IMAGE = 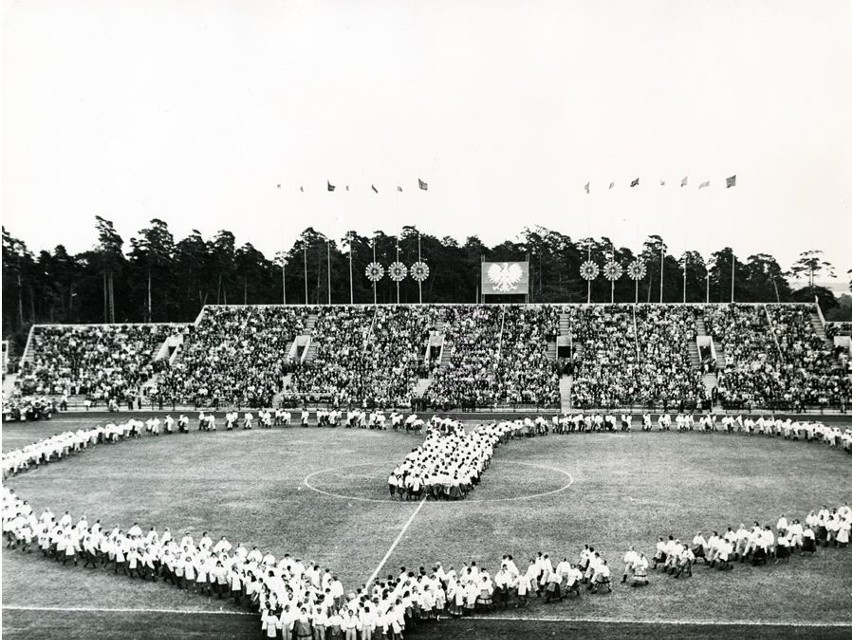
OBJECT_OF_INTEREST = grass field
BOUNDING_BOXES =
[3,413,852,639]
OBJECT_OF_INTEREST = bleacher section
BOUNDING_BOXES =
[8,302,850,412]
[155,306,308,408]
[15,324,188,404]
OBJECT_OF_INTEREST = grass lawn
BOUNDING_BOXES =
[2,413,851,639]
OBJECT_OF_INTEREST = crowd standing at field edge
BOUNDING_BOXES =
[2,415,851,640]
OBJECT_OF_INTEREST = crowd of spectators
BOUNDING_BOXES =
[706,304,850,410]
[570,306,705,410]
[17,325,181,404]
[704,304,785,409]
[495,306,560,407]
[12,303,851,413]
[287,306,436,408]
[424,306,502,410]
[826,322,852,339]
[154,307,307,408]
[767,306,851,408]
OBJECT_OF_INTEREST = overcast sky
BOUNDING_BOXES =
[2,0,850,285]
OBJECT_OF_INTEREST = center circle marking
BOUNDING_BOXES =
[302,461,575,503]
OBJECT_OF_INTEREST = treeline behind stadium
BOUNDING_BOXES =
[1,219,845,351]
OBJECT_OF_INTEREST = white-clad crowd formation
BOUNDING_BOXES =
[3,413,851,640]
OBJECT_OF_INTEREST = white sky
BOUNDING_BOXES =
[2,0,850,282]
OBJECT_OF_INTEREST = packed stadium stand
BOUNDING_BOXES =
[5,303,850,413]
[155,306,308,408]
[16,324,187,403]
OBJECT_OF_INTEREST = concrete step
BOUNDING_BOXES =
[305,314,319,332]
[702,372,717,399]
[304,341,318,363]
[559,375,572,412]
[687,342,701,367]
[546,339,557,361]
[696,317,707,336]
[440,345,453,366]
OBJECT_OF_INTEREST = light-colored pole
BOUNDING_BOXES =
[731,254,736,303]
[349,233,354,304]
[303,245,308,306]
[418,232,422,304]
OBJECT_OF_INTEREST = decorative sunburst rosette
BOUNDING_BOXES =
[627,260,647,281]
[603,261,623,281]
[365,262,385,282]
[580,260,599,281]
[410,261,430,282]
[388,261,408,282]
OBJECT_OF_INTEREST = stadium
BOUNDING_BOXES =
[3,3,852,640]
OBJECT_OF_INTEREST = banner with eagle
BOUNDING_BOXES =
[481,261,530,295]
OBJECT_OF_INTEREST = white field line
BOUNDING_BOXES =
[364,496,427,586]
[3,606,848,628]
[465,615,852,628]
[2,605,255,616]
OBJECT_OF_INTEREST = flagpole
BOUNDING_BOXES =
[395,239,400,305]
[282,262,286,305]
[586,246,591,304]
[303,244,308,306]
[327,240,331,305]
[659,245,664,303]
[706,268,710,304]
[682,253,687,304]
[348,232,354,305]
[417,232,422,304]
[372,237,377,306]
[610,245,615,304]
[731,253,736,303]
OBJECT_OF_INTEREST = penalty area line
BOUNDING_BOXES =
[466,615,852,628]
[2,605,256,616]
[364,496,428,587]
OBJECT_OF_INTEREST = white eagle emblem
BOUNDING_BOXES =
[487,262,524,293]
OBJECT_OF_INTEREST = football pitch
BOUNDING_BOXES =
[3,413,852,640]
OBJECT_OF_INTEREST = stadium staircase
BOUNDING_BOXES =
[809,310,834,350]
[546,338,557,361]
[300,313,320,363]
[440,344,453,366]
[271,374,292,408]
[702,372,718,404]
[558,312,570,335]
[696,316,708,336]
[559,375,572,412]
[687,341,701,367]
[18,325,36,371]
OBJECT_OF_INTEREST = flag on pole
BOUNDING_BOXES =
[418,178,428,190]
[345,185,349,191]
[397,186,403,192]
[660,179,666,186]
[584,182,590,194]
[327,181,336,192]
[630,178,639,187]
[681,176,688,187]
[276,183,281,189]
[371,184,378,193]
[300,185,304,192]
[698,181,710,189]
[609,182,614,189]
[726,175,737,188]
